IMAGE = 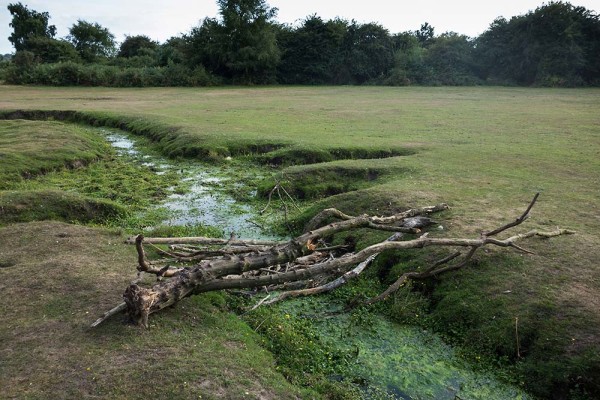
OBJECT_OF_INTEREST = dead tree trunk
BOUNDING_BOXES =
[92,195,573,328]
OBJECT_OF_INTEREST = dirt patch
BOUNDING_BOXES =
[0,221,305,400]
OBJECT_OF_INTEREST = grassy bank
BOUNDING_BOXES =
[0,120,319,399]
[0,119,188,228]
[0,221,312,400]
[1,85,599,398]
[0,119,109,187]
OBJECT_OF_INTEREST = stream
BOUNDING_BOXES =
[103,128,531,400]
[104,130,279,240]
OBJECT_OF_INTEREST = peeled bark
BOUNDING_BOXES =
[91,195,574,328]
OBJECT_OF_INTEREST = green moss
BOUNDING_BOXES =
[0,119,110,188]
[0,189,126,225]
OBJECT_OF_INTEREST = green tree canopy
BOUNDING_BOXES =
[424,33,477,85]
[476,1,600,85]
[215,0,280,83]
[183,18,223,72]
[415,22,435,47]
[26,37,79,63]
[276,16,347,84]
[68,20,115,62]
[344,22,394,84]
[118,35,158,58]
[7,2,56,51]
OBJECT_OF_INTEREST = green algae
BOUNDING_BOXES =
[272,297,531,400]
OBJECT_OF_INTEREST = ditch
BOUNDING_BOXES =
[100,127,532,400]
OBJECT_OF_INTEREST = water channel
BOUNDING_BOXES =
[102,128,530,400]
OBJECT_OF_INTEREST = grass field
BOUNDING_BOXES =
[0,85,599,398]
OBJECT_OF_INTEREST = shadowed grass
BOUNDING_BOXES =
[0,189,126,225]
[258,158,414,200]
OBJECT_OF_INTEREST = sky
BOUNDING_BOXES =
[1,0,599,55]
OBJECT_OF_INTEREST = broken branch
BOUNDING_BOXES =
[92,196,573,328]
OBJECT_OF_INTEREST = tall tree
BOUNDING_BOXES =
[183,17,223,72]
[276,16,348,84]
[215,0,280,83]
[67,20,115,62]
[424,32,478,85]
[476,1,600,86]
[26,36,79,63]
[415,22,435,47]
[343,22,394,84]
[387,32,431,85]
[7,2,56,51]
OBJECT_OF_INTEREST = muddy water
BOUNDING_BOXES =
[102,129,530,400]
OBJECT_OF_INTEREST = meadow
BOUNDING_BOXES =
[0,85,599,398]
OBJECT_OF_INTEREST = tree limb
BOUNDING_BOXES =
[91,198,574,328]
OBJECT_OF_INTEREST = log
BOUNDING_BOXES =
[120,204,448,326]
[125,236,284,246]
[92,195,574,328]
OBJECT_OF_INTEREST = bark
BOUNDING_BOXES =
[92,195,574,328]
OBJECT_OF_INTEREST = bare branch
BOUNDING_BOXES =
[484,193,539,237]
[92,199,573,328]
[91,302,127,328]
[126,236,283,246]
[254,254,379,308]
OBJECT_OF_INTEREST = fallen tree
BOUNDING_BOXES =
[92,194,574,328]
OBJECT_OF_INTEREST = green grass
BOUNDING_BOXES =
[0,119,110,188]
[0,119,191,228]
[0,221,312,400]
[0,85,599,398]
[0,189,126,225]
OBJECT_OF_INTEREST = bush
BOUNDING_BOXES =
[140,67,165,86]
[115,68,144,87]
[3,59,218,87]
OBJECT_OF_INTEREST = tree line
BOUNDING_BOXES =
[2,0,599,87]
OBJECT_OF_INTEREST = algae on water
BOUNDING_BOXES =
[278,297,530,400]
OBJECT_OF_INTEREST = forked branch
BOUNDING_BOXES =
[91,194,573,328]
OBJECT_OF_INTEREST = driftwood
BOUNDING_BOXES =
[92,194,574,328]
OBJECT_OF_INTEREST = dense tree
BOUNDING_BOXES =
[277,16,347,84]
[343,22,394,84]
[7,2,56,52]
[415,22,435,47]
[476,1,600,86]
[156,37,187,66]
[184,0,280,83]
[183,18,223,72]
[386,32,430,85]
[424,33,478,85]
[68,20,116,62]
[4,0,599,87]
[215,0,280,83]
[26,36,79,63]
[118,35,158,58]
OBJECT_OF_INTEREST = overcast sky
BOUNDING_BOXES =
[1,0,599,54]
